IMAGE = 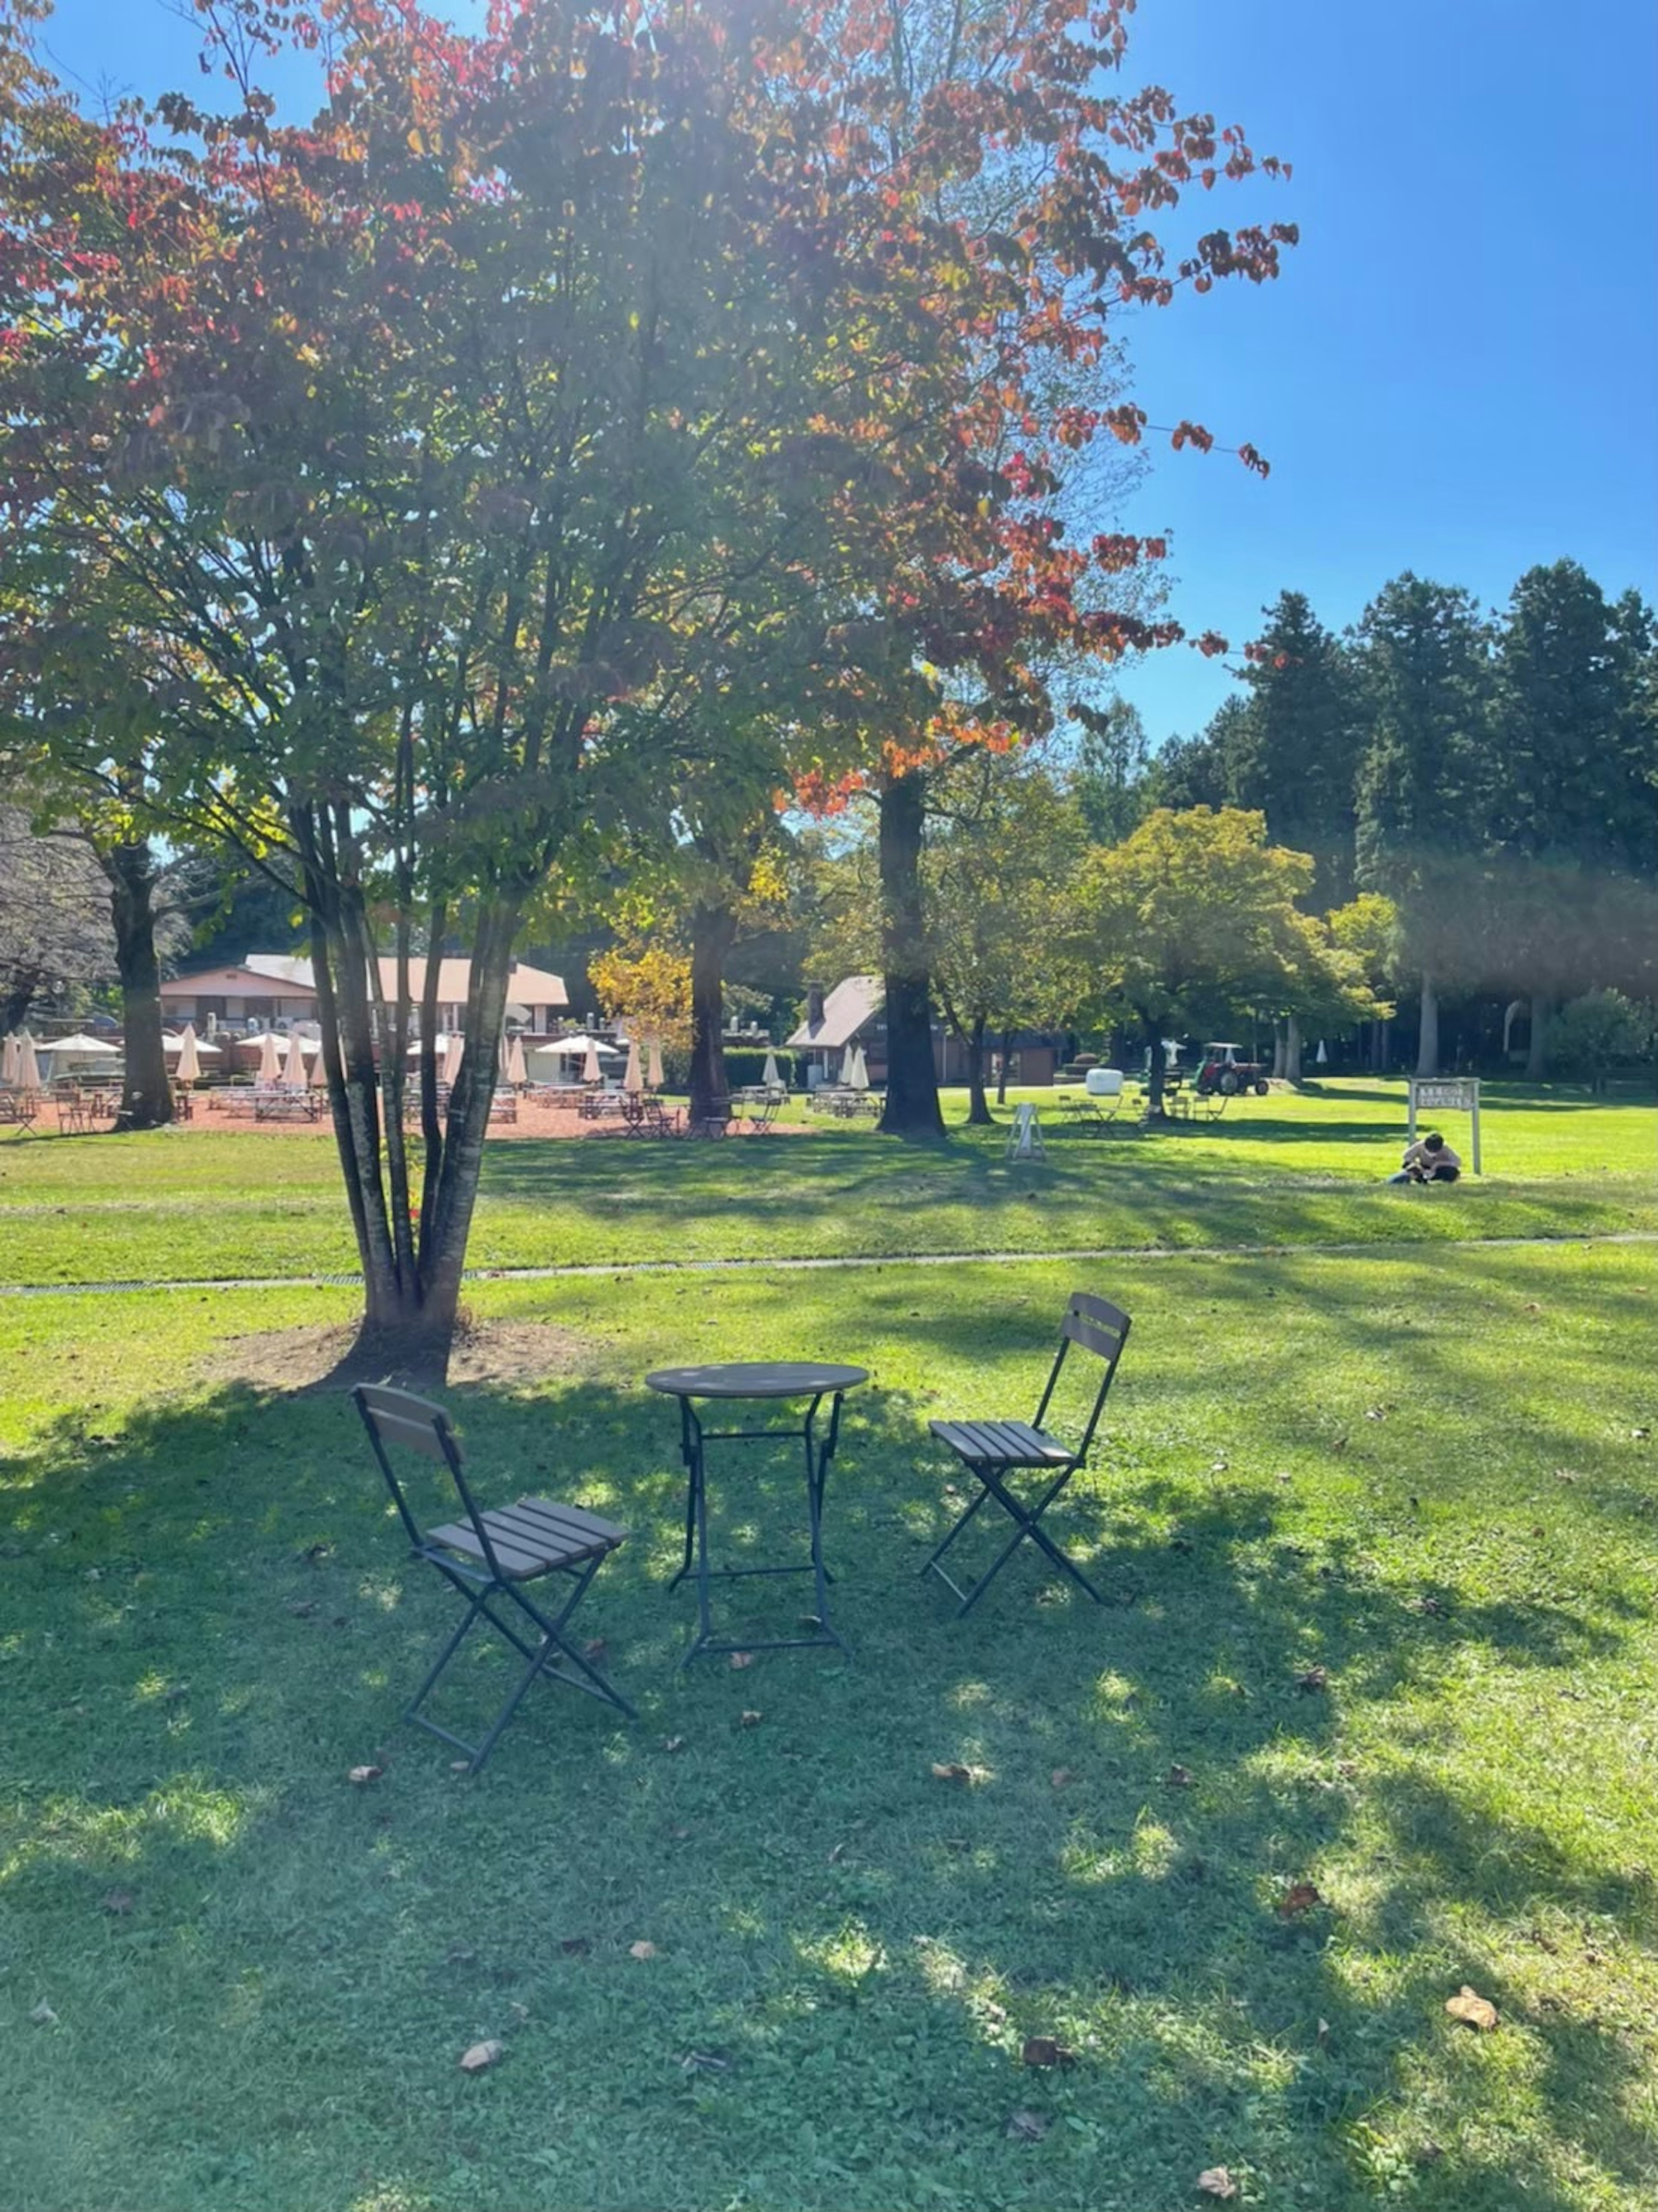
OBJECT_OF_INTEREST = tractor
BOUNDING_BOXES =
[1195,1042,1271,1096]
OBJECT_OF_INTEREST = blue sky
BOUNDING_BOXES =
[38,0,1658,748]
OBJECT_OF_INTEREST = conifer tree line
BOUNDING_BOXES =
[1131,561,1657,1074]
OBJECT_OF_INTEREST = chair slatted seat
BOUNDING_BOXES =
[922,1291,1131,1616]
[354,1383,633,1770]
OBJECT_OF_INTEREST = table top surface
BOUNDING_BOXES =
[645,1360,869,1400]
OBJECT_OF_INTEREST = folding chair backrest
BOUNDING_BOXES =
[353,1383,506,1581]
[1032,1291,1131,1460]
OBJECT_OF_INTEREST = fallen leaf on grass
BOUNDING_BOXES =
[628,1941,658,1961]
[101,1888,134,1916]
[827,1842,845,1864]
[559,1936,592,1957]
[1293,1666,1329,1694]
[286,1599,319,1618]
[931,1761,974,1784]
[458,2040,503,2074]
[661,1737,687,1754]
[1006,2109,1049,2142]
[1276,1882,1324,1918]
[1316,2017,1332,2049]
[450,1760,472,1774]
[29,2001,57,2026]
[729,1651,755,1670]
[1197,2167,1237,2200]
[1166,1764,1193,1788]
[347,1765,383,1785]
[1050,1768,1075,1789]
[1445,1985,1498,2031]
[1021,2035,1076,2068]
[581,1638,607,1661]
[680,2050,729,2073]
[738,1710,763,1728]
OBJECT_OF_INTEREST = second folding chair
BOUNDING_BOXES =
[354,1384,634,1772]
[922,1290,1130,1614]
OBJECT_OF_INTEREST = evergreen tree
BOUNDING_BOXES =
[1487,561,1658,1069]
[1235,592,1363,906]
[1141,697,1250,815]
[1353,574,1494,1074]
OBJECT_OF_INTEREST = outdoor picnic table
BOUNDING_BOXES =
[645,1360,867,1667]
[252,1088,321,1122]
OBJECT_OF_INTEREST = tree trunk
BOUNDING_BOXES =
[876,768,943,1138]
[3,970,42,1034]
[105,836,172,1131]
[965,1012,991,1125]
[688,903,738,1126]
[1271,1021,1287,1079]
[292,797,525,1381]
[1525,992,1549,1079]
[1416,973,1439,1076]
[995,1027,1012,1107]
[1284,1012,1303,1085]
[1142,1015,1167,1117]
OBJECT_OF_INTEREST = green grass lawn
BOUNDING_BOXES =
[0,1078,1653,1285]
[1,1084,1655,2210]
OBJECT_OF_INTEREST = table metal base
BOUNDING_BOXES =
[665,1390,851,1667]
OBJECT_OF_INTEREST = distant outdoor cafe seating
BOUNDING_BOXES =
[354,1385,633,1772]
[922,1290,1131,1615]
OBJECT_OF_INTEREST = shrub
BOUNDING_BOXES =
[1547,990,1653,1093]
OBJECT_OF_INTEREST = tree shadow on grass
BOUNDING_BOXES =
[3,1344,1655,2211]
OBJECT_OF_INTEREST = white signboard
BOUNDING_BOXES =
[1006,1103,1045,1162]
[1407,1076,1481,1173]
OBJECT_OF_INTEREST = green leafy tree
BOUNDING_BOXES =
[1071,698,1151,848]
[1546,989,1652,1094]
[1069,807,1376,1116]
[924,751,1085,1122]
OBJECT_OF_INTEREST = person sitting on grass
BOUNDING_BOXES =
[1388,1130,1461,1184]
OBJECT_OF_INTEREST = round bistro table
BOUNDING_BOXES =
[645,1361,868,1667]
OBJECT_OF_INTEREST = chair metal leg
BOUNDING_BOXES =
[404,1550,633,1771]
[924,1461,1104,1614]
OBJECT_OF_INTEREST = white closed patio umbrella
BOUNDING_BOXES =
[256,1031,282,1084]
[506,1033,526,1087]
[309,1038,329,1089]
[441,1032,465,1087]
[850,1046,870,1091]
[174,1024,203,1083]
[284,1033,309,1087]
[582,1040,603,1084]
[840,1044,857,1086]
[761,1048,782,1091]
[646,1035,664,1090]
[2,1034,19,1086]
[16,1032,41,1090]
[622,1036,642,1094]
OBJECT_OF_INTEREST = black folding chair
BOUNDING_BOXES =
[353,1384,634,1771]
[921,1290,1131,1614]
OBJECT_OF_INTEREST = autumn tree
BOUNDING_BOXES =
[782,0,1296,1137]
[589,931,692,1060]
[1069,807,1376,1116]
[2,0,999,1363]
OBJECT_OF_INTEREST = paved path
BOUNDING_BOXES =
[1,1229,1652,1298]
